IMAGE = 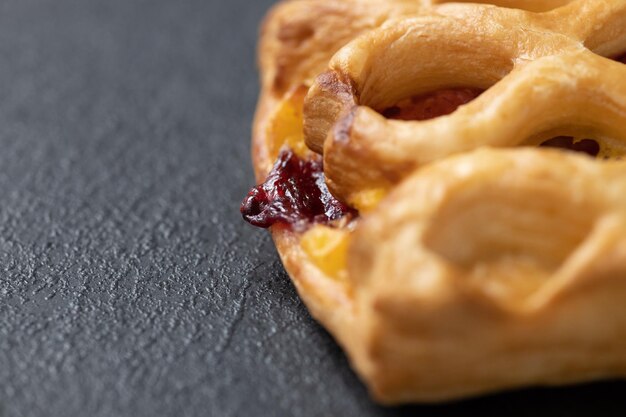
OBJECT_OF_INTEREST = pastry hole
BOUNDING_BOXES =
[356,21,515,112]
[526,129,626,159]
[378,88,484,121]
[422,184,598,299]
[539,136,600,157]
[614,53,626,64]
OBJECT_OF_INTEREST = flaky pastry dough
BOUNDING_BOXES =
[249,0,626,404]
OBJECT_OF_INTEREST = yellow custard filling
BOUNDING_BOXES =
[265,88,389,280]
[349,188,387,214]
[267,86,310,159]
[301,225,351,281]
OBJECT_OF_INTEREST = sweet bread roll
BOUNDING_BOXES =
[243,0,626,404]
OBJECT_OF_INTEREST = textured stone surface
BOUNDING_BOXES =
[0,0,625,416]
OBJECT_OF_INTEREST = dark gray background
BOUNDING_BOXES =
[0,0,624,416]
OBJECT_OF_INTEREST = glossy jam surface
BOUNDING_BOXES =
[241,149,354,229]
[540,136,600,157]
[381,88,484,121]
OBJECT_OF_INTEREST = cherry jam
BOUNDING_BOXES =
[381,88,484,121]
[241,149,355,229]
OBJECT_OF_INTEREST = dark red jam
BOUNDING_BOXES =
[241,149,355,229]
[539,136,600,157]
[381,88,484,121]
[614,53,626,64]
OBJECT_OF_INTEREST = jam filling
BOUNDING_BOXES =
[615,53,626,64]
[241,149,355,229]
[242,85,608,229]
[539,136,600,157]
[381,88,484,121]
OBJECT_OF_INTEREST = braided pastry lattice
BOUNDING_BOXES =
[304,0,626,205]
[251,0,626,404]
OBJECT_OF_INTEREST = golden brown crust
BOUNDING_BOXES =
[250,0,626,404]
[258,0,425,96]
[349,148,626,401]
[305,1,626,204]
[252,1,365,342]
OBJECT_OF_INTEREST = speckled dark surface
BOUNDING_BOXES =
[0,0,625,416]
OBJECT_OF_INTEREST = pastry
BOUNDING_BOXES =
[241,0,626,404]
